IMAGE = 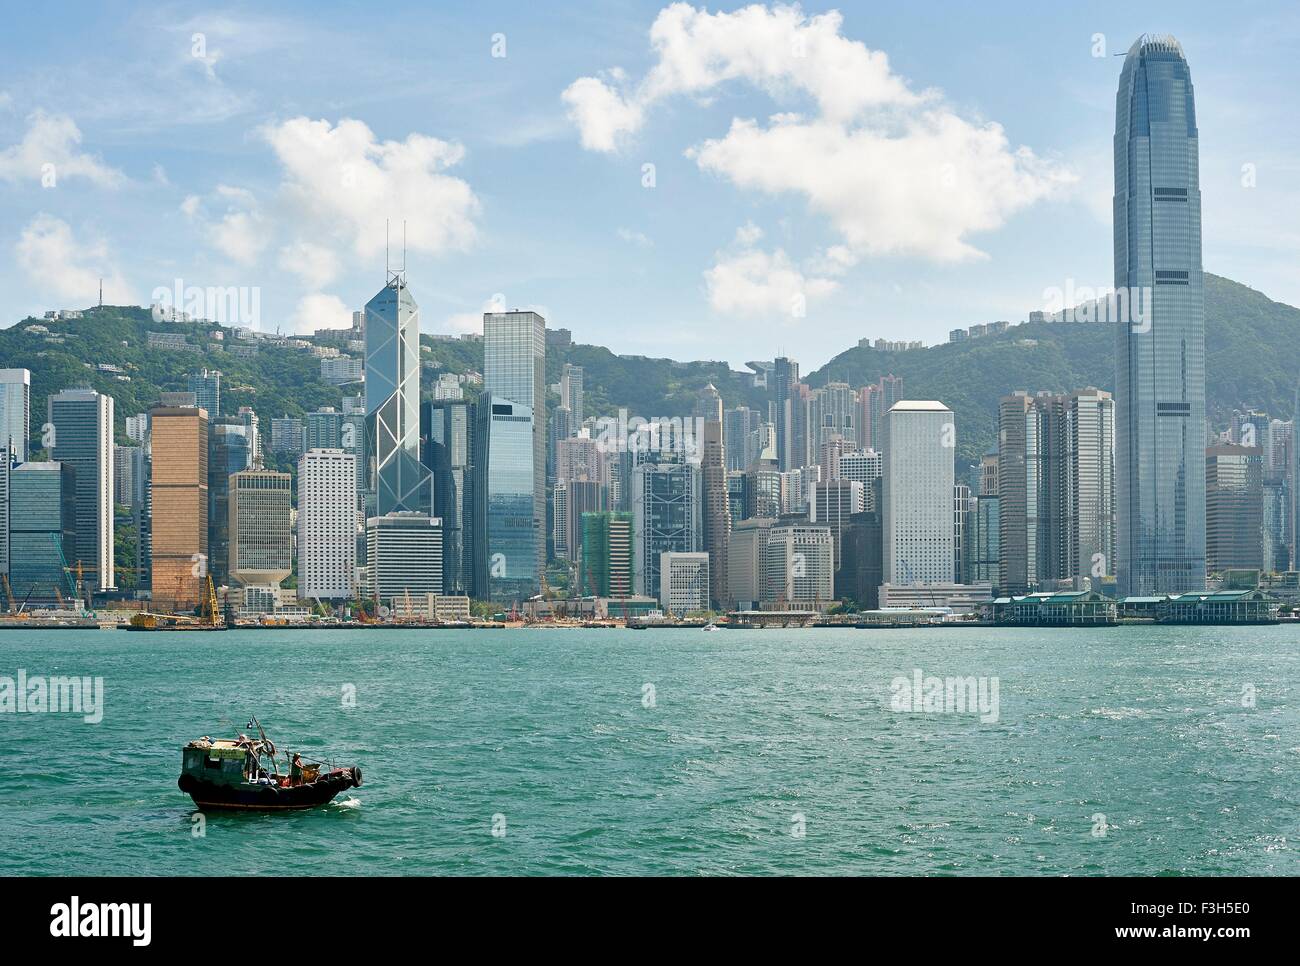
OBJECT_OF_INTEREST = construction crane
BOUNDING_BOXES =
[200,575,222,627]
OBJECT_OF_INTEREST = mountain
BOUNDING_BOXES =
[2,273,1295,473]
[803,273,1300,466]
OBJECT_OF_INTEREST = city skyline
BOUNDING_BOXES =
[0,3,1295,369]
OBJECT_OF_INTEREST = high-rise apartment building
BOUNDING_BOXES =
[561,363,584,429]
[188,369,222,418]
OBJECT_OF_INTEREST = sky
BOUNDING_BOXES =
[0,1,1296,369]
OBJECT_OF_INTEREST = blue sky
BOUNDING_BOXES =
[1,1,1296,368]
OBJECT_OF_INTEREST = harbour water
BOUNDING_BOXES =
[1,626,1296,876]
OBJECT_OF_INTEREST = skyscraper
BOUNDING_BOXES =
[724,406,760,473]
[298,448,358,600]
[883,401,954,585]
[561,363,584,429]
[0,369,31,462]
[7,461,77,606]
[188,369,222,418]
[475,394,538,601]
[48,388,114,590]
[999,388,1116,593]
[581,510,633,598]
[421,399,476,596]
[208,417,254,585]
[484,310,546,580]
[771,357,799,471]
[697,387,730,608]
[365,273,430,517]
[1114,35,1206,595]
[228,469,292,589]
[150,405,208,611]
[632,458,701,601]
[1205,444,1263,572]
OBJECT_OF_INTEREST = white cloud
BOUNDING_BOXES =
[705,228,836,317]
[261,116,479,262]
[0,111,125,187]
[180,184,268,266]
[15,214,133,305]
[287,293,351,335]
[617,227,653,247]
[562,74,645,152]
[278,240,342,290]
[563,3,1073,263]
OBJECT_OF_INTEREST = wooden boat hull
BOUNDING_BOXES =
[179,767,362,811]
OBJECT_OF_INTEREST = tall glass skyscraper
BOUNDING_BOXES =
[1114,35,1206,595]
[48,387,114,590]
[365,273,430,517]
[422,399,476,596]
[475,395,537,601]
[483,310,545,585]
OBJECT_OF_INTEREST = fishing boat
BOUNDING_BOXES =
[178,717,362,811]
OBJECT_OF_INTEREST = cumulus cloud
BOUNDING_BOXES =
[0,111,125,187]
[442,293,509,336]
[278,240,342,290]
[705,224,836,316]
[563,3,1073,263]
[15,214,133,304]
[180,184,268,266]
[287,293,351,335]
[261,116,479,262]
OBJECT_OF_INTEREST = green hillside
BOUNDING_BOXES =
[805,273,1300,466]
[2,273,1295,475]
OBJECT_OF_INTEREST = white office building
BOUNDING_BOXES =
[366,512,443,603]
[883,400,955,585]
[659,551,710,615]
[298,449,358,600]
[764,521,834,610]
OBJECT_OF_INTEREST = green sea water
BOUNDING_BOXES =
[1,625,1297,876]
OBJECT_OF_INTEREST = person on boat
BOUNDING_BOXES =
[290,753,304,786]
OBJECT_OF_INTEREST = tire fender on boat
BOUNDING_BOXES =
[350,766,363,787]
